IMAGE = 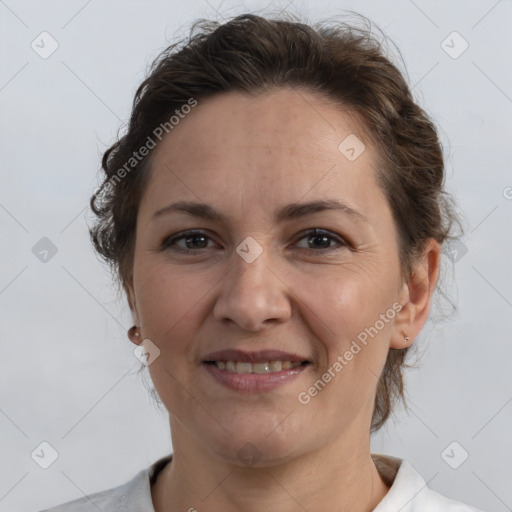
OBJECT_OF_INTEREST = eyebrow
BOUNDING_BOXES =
[151,199,368,223]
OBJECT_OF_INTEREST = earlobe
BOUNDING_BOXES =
[390,239,441,349]
[127,324,142,345]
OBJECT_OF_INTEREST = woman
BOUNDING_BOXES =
[41,12,484,512]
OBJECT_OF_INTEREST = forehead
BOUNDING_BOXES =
[154,87,369,163]
[141,87,384,220]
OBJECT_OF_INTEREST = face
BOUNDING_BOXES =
[129,87,411,466]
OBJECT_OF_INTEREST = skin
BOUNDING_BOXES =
[126,87,440,512]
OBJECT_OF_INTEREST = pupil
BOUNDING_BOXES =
[187,235,207,249]
[183,234,331,250]
[309,235,329,248]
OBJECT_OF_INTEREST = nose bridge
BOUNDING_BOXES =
[213,243,291,331]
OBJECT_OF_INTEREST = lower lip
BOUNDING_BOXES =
[203,363,309,393]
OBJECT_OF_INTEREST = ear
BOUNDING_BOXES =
[390,238,441,349]
[125,281,142,346]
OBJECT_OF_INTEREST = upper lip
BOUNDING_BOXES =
[203,349,310,364]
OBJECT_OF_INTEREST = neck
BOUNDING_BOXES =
[151,422,390,512]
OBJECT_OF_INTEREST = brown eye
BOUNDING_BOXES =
[161,230,216,253]
[295,229,347,251]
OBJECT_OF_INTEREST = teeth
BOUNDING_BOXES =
[235,362,252,374]
[269,361,282,372]
[213,360,303,373]
[253,362,270,374]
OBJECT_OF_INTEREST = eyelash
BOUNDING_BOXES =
[160,228,348,254]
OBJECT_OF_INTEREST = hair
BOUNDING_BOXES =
[89,11,462,433]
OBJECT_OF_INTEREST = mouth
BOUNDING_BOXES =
[202,349,311,372]
[203,360,308,374]
[201,349,311,392]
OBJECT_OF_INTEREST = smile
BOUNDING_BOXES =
[206,360,306,374]
[201,349,311,392]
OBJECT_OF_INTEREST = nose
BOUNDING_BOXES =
[212,247,292,332]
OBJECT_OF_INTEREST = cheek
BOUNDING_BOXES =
[292,274,395,413]
[298,259,393,312]
[135,264,214,410]
[134,262,212,354]
[286,266,397,362]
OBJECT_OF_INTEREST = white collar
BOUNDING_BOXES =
[55,452,481,511]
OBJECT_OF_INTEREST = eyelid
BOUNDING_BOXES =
[161,227,349,253]
[293,228,348,250]
[161,229,218,251]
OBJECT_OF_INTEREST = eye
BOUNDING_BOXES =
[294,229,347,251]
[161,228,348,255]
[161,229,217,253]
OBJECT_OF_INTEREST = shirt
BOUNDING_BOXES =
[39,453,485,511]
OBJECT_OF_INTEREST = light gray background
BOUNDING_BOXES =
[1,1,511,511]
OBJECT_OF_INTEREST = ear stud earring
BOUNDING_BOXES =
[128,325,142,340]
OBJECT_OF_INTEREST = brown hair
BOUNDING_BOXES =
[90,12,461,432]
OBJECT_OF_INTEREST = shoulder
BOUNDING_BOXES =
[38,472,145,512]
[37,455,173,512]
[412,485,485,511]
[372,454,486,512]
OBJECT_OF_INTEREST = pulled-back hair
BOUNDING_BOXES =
[90,12,461,433]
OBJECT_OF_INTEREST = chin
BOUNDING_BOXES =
[204,417,308,468]
[215,440,304,469]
